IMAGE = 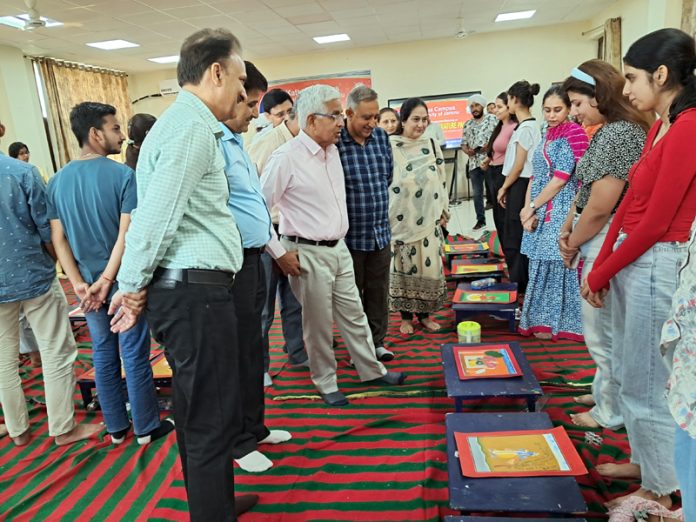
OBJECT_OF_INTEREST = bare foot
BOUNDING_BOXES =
[605,487,668,509]
[400,320,414,335]
[30,352,42,368]
[574,394,595,406]
[12,428,31,446]
[55,423,103,446]
[597,462,641,480]
[420,317,440,332]
[534,332,553,340]
[0,424,7,437]
[570,411,601,428]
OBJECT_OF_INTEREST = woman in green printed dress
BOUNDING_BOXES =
[388,98,449,335]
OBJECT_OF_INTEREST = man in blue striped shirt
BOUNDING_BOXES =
[337,85,394,361]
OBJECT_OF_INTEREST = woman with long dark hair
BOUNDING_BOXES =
[584,29,696,515]
[558,59,650,435]
[388,98,448,334]
[483,92,517,247]
[518,85,588,341]
[125,113,157,170]
[497,81,541,294]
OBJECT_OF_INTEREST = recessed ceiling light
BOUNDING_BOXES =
[313,33,350,44]
[0,14,62,29]
[86,39,139,50]
[148,55,180,64]
[495,10,536,22]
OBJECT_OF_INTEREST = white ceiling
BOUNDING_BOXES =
[0,0,614,73]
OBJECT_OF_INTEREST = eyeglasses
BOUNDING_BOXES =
[313,112,344,122]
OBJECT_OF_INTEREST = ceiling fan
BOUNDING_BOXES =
[17,0,82,30]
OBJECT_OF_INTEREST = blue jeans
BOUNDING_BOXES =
[261,252,307,369]
[85,308,159,436]
[575,216,623,429]
[469,166,486,223]
[675,425,696,518]
[611,237,687,495]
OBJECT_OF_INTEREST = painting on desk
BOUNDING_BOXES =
[452,260,505,274]
[453,344,522,380]
[444,242,488,254]
[455,426,588,477]
[453,288,517,304]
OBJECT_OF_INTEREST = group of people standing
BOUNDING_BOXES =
[474,28,695,520]
[1,22,695,521]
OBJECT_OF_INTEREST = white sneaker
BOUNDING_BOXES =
[263,372,273,387]
[375,346,395,362]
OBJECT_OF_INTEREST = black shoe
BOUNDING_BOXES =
[137,418,175,445]
[235,494,259,515]
[472,221,486,230]
[110,424,130,445]
[320,391,349,406]
[366,371,407,386]
[484,202,494,210]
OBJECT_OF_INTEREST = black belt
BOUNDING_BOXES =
[152,267,235,288]
[282,235,339,247]
[244,246,265,256]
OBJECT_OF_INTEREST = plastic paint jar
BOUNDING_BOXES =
[457,321,481,343]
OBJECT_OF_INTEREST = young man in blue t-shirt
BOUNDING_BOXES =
[47,102,173,445]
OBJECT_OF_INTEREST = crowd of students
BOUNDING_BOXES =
[0,24,694,521]
[380,27,696,520]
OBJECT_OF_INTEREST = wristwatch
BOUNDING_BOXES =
[529,201,536,209]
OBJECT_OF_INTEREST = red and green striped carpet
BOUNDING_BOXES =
[1,288,650,521]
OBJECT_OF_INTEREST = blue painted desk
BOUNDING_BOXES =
[453,282,518,332]
[445,412,587,515]
[441,342,542,412]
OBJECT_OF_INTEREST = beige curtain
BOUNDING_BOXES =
[34,58,132,166]
[683,0,696,39]
[602,17,622,69]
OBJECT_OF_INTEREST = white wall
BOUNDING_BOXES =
[587,0,684,53]
[0,45,54,176]
[129,20,596,119]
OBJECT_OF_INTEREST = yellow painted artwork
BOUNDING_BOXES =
[468,432,569,473]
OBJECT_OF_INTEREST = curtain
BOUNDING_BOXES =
[683,0,696,39]
[34,58,132,167]
[602,17,622,70]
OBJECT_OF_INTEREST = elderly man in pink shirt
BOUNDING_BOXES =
[261,84,406,406]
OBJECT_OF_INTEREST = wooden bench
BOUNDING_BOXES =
[445,412,587,516]
[452,282,518,333]
[441,342,542,412]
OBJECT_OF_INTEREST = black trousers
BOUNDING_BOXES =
[483,166,495,204]
[147,280,241,521]
[230,251,270,458]
[350,245,391,347]
[489,165,507,250]
[503,176,530,294]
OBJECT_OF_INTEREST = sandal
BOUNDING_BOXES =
[608,496,683,522]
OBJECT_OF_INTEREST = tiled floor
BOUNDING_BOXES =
[446,197,495,238]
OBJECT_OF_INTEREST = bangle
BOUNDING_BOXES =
[100,275,114,283]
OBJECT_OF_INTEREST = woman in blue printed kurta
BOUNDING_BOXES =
[519,86,589,341]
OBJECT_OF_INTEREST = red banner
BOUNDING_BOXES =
[268,71,372,107]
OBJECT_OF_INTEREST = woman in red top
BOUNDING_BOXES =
[583,28,696,513]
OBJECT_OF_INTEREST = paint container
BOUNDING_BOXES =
[457,321,481,343]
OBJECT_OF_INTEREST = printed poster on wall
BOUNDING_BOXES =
[265,70,372,109]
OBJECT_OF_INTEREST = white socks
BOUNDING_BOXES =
[235,450,273,472]
[234,431,292,472]
[259,429,292,445]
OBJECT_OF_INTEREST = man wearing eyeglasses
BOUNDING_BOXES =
[336,85,394,363]
[261,84,407,407]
